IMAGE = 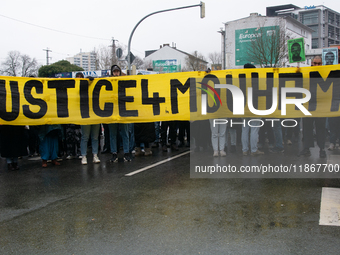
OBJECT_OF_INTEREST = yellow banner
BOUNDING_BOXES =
[1,65,340,125]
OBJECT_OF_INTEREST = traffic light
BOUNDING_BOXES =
[200,1,205,18]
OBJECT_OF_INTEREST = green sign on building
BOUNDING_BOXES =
[235,26,279,66]
[153,59,181,73]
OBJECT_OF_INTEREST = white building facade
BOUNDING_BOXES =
[66,51,97,71]
[144,45,207,73]
[223,13,313,69]
[267,5,340,49]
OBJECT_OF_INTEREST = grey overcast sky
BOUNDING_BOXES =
[1,0,339,66]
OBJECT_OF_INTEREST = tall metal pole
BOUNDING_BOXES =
[218,29,225,69]
[127,2,205,74]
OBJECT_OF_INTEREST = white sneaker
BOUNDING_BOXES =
[213,150,219,157]
[220,150,227,157]
[328,143,335,151]
[81,156,87,165]
[93,154,100,163]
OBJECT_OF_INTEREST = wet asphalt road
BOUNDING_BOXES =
[1,144,340,255]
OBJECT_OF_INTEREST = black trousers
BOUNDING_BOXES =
[302,118,326,150]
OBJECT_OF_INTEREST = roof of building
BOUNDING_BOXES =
[145,45,208,64]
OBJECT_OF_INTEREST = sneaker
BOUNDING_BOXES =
[287,140,292,145]
[251,150,264,156]
[213,150,219,157]
[66,155,74,160]
[270,147,284,153]
[110,153,118,163]
[298,148,311,157]
[123,153,132,162]
[162,145,168,152]
[328,143,335,151]
[220,150,227,157]
[81,156,87,165]
[93,154,100,163]
[243,151,249,156]
[320,149,326,158]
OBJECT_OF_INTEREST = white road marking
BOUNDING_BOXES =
[319,187,340,226]
[125,150,190,176]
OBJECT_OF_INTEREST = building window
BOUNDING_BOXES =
[329,12,335,25]
[312,38,319,48]
[302,11,318,25]
[329,26,335,38]
[309,25,319,38]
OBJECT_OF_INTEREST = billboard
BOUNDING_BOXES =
[235,26,279,66]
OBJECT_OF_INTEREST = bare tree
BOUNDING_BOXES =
[185,51,207,71]
[208,52,222,70]
[1,51,39,77]
[132,56,144,69]
[21,54,38,77]
[142,59,153,70]
[246,21,288,67]
[95,45,112,70]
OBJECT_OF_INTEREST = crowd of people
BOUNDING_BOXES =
[0,58,338,170]
[0,64,190,170]
[192,57,339,159]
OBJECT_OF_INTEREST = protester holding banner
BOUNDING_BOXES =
[323,51,340,151]
[299,56,327,158]
[38,124,62,168]
[241,64,264,156]
[76,72,101,165]
[108,65,131,162]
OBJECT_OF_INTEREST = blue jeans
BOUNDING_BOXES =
[108,123,129,154]
[272,120,283,150]
[241,119,260,153]
[154,122,160,143]
[227,127,237,146]
[129,123,135,152]
[80,125,100,156]
[209,119,226,151]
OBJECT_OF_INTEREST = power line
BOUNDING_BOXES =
[0,13,110,41]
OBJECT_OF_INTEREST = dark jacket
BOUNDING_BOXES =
[0,125,28,158]
[134,123,156,144]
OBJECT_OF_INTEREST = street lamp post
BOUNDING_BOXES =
[127,2,205,74]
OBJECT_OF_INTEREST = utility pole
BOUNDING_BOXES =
[109,38,118,66]
[43,48,52,65]
[217,28,226,69]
